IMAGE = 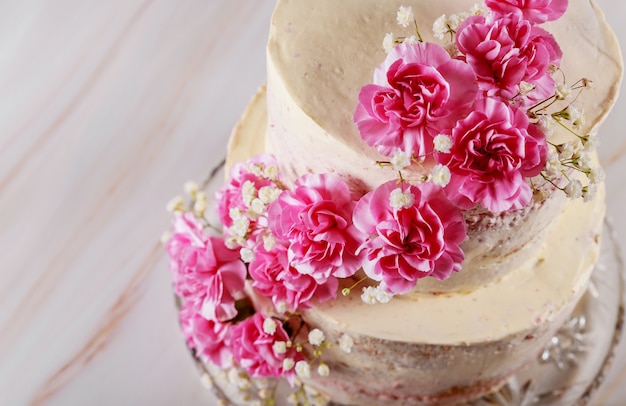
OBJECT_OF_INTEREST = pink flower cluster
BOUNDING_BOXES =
[230,313,304,382]
[354,0,567,212]
[167,213,246,322]
[354,181,465,294]
[355,42,477,158]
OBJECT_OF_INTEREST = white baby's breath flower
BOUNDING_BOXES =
[361,286,378,304]
[263,234,277,251]
[183,180,199,196]
[275,301,289,314]
[273,341,287,354]
[240,247,255,263]
[556,83,572,100]
[565,179,583,199]
[391,150,411,171]
[225,237,239,249]
[241,180,256,207]
[397,5,414,28]
[283,358,295,371]
[382,32,395,53]
[566,104,582,122]
[538,114,556,138]
[263,164,279,180]
[374,285,394,304]
[263,317,278,335]
[431,164,451,187]
[389,187,415,210]
[583,183,597,202]
[229,207,243,221]
[545,149,562,177]
[433,134,453,153]
[403,35,419,45]
[193,198,207,215]
[227,369,249,389]
[577,151,592,170]
[250,198,266,215]
[448,12,467,31]
[166,195,185,213]
[588,167,605,184]
[317,363,330,377]
[308,329,325,346]
[229,216,250,238]
[432,15,448,40]
[338,334,354,353]
[258,185,281,204]
[247,163,264,177]
[470,3,489,15]
[295,361,311,378]
[583,131,598,151]
[559,141,576,160]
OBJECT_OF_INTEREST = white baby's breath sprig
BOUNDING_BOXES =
[361,285,394,304]
[431,164,451,187]
[295,360,311,378]
[283,358,295,371]
[382,32,395,53]
[183,180,199,197]
[564,179,583,199]
[273,341,288,354]
[308,329,326,347]
[470,3,489,15]
[193,191,207,216]
[389,187,415,210]
[240,247,255,263]
[433,134,453,153]
[396,5,414,28]
[391,150,412,171]
[583,183,598,202]
[538,114,556,138]
[166,195,185,213]
[263,317,278,335]
[317,363,330,377]
[556,82,572,100]
[338,334,354,353]
[588,166,604,184]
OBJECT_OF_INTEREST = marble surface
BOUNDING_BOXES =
[1,1,625,405]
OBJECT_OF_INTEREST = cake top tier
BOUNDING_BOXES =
[268,0,622,162]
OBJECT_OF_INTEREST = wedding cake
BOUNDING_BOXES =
[165,0,622,404]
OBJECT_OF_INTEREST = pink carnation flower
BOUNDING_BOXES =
[167,213,247,322]
[354,42,477,158]
[353,181,466,295]
[268,173,362,283]
[456,13,562,102]
[229,313,304,382]
[435,98,547,213]
[485,0,568,24]
[179,301,232,368]
[249,241,338,312]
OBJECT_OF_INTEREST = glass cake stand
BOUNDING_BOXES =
[182,160,625,406]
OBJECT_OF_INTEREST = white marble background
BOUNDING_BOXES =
[1,0,625,405]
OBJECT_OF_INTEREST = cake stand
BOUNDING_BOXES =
[181,160,625,406]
